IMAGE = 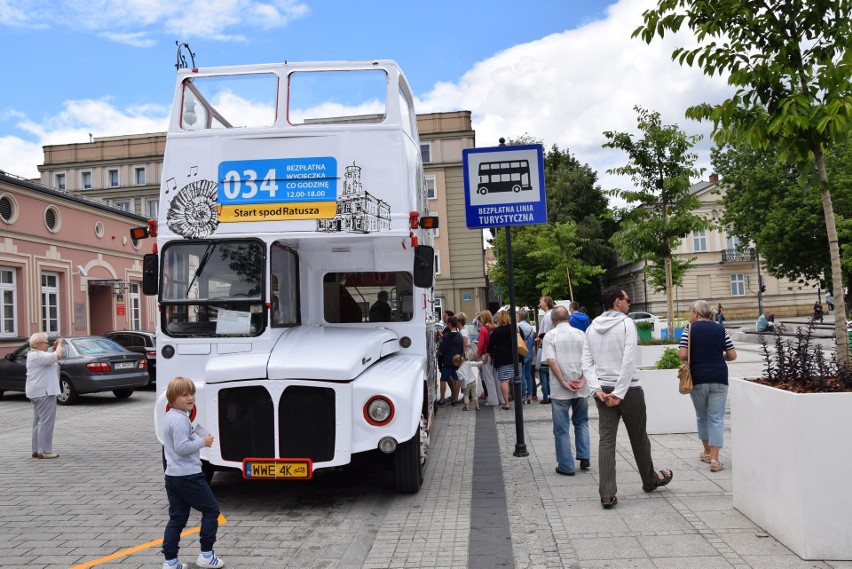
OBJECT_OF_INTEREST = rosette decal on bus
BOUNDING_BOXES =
[216,156,340,223]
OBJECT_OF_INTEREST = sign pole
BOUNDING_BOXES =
[505,225,528,457]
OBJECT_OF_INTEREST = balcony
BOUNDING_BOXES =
[721,248,756,263]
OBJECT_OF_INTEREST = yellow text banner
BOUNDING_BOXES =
[218,201,337,222]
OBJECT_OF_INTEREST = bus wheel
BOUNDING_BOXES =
[512,184,522,192]
[478,187,488,195]
[394,416,426,493]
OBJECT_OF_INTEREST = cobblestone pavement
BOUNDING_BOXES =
[2,348,851,569]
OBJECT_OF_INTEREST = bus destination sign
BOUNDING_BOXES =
[462,144,547,229]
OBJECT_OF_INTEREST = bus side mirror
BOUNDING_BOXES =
[413,245,434,288]
[142,254,159,295]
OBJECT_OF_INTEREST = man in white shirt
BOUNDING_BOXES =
[542,306,590,476]
[534,296,555,403]
[582,287,672,509]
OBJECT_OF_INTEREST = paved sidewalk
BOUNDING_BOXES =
[481,371,852,568]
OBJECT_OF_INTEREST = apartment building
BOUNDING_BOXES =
[609,175,821,320]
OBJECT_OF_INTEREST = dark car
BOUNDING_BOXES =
[0,336,149,405]
[104,330,157,386]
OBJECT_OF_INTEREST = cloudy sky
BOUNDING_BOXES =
[0,0,733,194]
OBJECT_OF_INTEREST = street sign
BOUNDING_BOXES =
[462,144,547,229]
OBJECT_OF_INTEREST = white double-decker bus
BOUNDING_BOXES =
[138,60,438,492]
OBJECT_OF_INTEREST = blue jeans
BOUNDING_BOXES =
[163,473,220,559]
[521,357,534,398]
[538,366,551,400]
[551,397,590,473]
[690,383,728,448]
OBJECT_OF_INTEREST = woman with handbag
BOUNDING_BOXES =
[678,300,737,472]
[477,310,502,407]
[487,310,516,410]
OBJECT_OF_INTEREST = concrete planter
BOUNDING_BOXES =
[636,345,667,367]
[731,377,852,560]
[638,368,696,435]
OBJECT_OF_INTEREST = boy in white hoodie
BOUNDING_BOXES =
[582,287,673,510]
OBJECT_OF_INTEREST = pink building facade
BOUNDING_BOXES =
[0,171,155,355]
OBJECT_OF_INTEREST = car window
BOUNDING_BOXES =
[70,338,128,355]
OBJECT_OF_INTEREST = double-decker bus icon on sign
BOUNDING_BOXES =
[477,160,532,195]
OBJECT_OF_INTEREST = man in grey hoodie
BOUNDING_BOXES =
[581,286,673,509]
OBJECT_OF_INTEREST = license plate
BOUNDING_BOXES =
[242,458,312,480]
[114,362,135,369]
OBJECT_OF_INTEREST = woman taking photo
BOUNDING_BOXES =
[679,300,737,472]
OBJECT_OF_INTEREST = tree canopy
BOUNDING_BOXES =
[634,0,852,361]
[603,106,707,331]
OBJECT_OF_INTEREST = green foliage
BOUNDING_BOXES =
[655,347,683,370]
[636,321,655,330]
[639,337,680,346]
[489,144,616,309]
[634,0,852,363]
[603,106,708,330]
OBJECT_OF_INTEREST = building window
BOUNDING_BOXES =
[135,167,146,186]
[44,206,61,232]
[55,173,66,191]
[95,222,104,238]
[429,211,439,237]
[0,194,17,223]
[731,273,746,297]
[41,272,60,334]
[425,176,437,200]
[0,268,16,337]
[147,199,159,219]
[420,142,431,163]
[434,251,441,275]
[108,169,120,187]
[114,200,131,212]
[130,284,141,330]
[81,171,92,190]
[726,233,741,250]
[692,230,707,252]
[434,296,443,320]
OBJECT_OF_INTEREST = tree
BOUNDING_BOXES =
[603,106,707,333]
[488,143,615,310]
[634,0,852,362]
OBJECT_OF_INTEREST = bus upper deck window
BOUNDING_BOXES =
[288,70,387,126]
[181,74,278,130]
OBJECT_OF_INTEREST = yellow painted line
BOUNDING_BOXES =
[69,514,228,569]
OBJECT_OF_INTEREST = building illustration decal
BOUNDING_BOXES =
[317,163,390,233]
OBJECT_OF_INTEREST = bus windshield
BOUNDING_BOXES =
[160,240,267,337]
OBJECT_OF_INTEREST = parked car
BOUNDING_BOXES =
[628,311,660,327]
[0,336,149,405]
[104,330,157,386]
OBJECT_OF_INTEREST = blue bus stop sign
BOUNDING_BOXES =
[462,144,547,229]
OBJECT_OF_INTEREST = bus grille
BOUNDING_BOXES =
[218,386,275,461]
[279,386,336,462]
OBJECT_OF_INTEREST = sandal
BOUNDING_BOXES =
[463,405,469,411]
[643,469,674,492]
[601,496,618,509]
[699,451,711,463]
[502,404,511,410]
[710,460,725,472]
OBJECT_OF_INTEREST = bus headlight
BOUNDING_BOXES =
[364,396,394,426]
[378,437,398,454]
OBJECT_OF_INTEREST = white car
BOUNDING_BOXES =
[628,311,660,325]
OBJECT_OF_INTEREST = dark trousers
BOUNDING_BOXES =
[163,473,220,559]
[595,387,656,498]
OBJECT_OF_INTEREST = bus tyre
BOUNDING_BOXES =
[201,460,216,484]
[394,416,425,493]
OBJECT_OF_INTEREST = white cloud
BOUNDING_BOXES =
[417,0,735,197]
[0,0,309,43]
[0,99,169,178]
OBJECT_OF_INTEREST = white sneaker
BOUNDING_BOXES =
[196,551,225,568]
[162,561,188,569]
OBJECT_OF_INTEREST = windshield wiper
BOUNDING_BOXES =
[185,243,216,297]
